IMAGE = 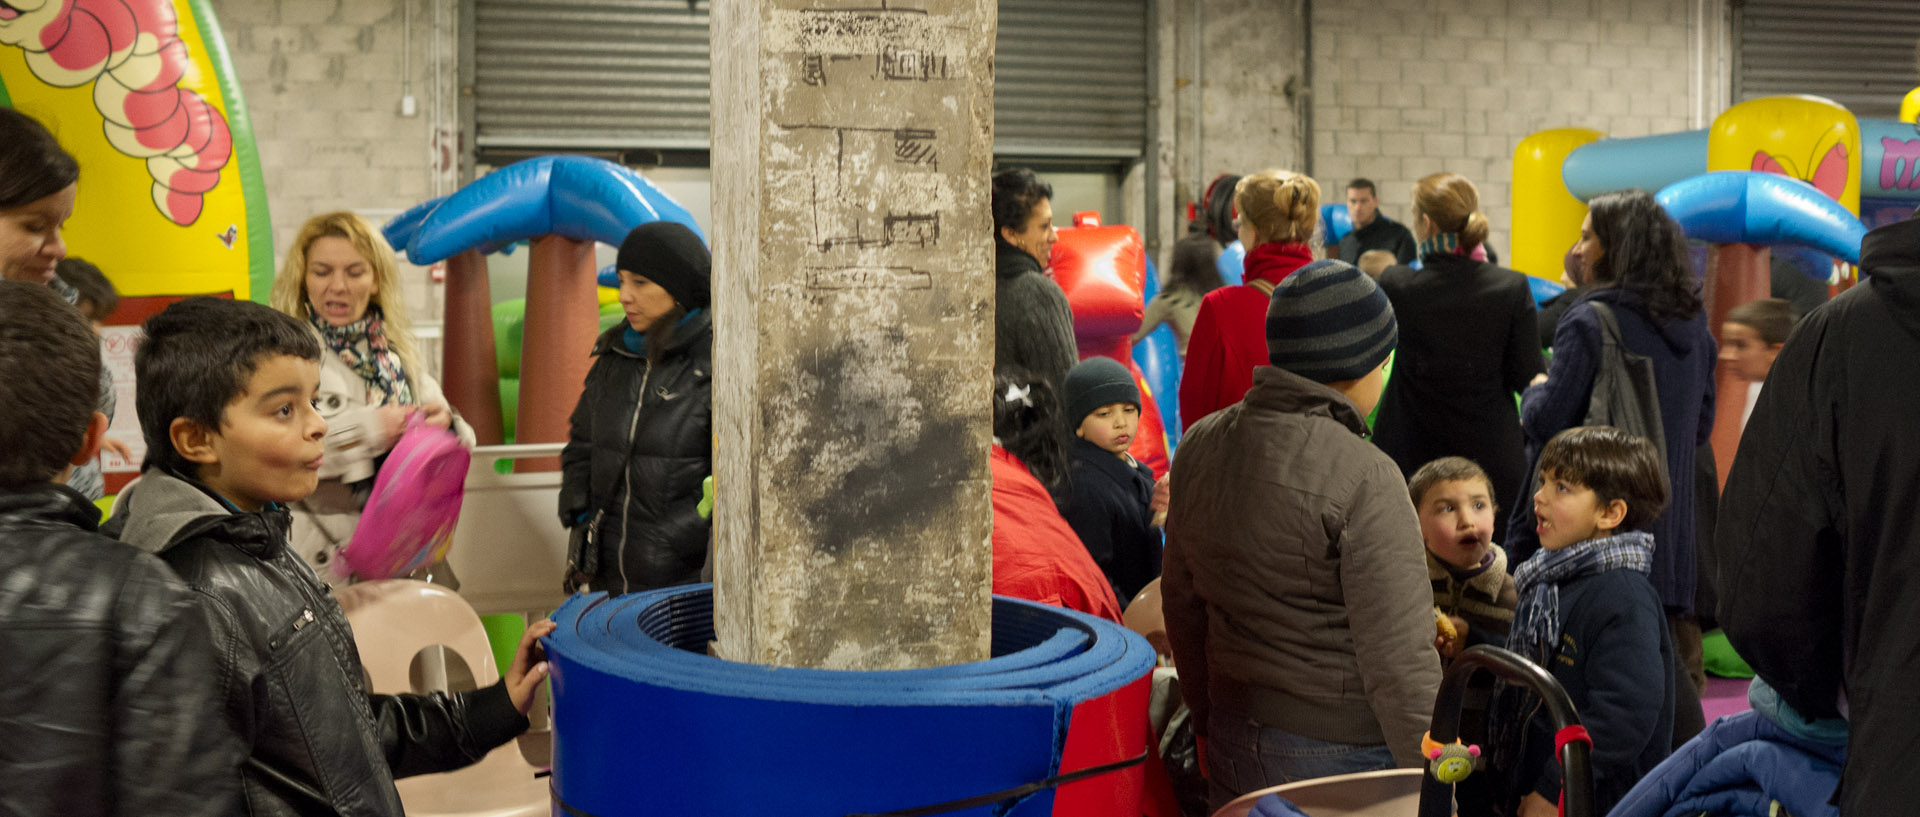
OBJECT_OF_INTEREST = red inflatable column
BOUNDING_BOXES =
[1705,243,1771,490]
[441,248,504,446]
[518,235,600,471]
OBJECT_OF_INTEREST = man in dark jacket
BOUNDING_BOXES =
[0,281,235,817]
[992,167,1078,389]
[1336,179,1418,266]
[109,297,551,817]
[1718,214,1920,813]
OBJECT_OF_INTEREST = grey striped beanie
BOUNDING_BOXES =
[1265,259,1398,383]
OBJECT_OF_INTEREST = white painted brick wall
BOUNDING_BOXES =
[1310,0,1696,259]
[205,0,456,331]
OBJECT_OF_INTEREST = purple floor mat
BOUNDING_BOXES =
[1702,676,1753,722]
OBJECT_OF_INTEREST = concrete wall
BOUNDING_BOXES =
[1307,0,1706,260]
[206,0,457,327]
[1148,0,1715,267]
[1160,0,1311,255]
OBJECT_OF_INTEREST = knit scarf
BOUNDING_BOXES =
[312,305,413,405]
[1507,531,1653,665]
[1241,241,1316,287]
[1489,531,1654,774]
[1417,232,1491,261]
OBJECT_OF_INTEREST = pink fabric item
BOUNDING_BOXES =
[333,418,471,581]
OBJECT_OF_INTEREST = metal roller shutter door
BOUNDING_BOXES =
[1735,0,1920,120]
[471,0,1149,158]
[994,0,1149,158]
[473,0,712,150]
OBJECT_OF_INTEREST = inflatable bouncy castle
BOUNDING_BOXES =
[0,0,269,301]
[2,0,270,493]
[1512,93,1920,485]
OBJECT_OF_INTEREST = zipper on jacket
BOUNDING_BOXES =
[268,607,316,650]
[617,360,653,596]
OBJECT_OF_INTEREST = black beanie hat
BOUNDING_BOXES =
[616,222,711,309]
[1265,259,1397,383]
[1063,356,1140,427]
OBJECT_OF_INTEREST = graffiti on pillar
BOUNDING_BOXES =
[780,0,971,87]
[806,266,933,290]
[777,123,950,253]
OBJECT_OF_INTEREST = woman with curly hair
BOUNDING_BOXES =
[1506,189,1716,737]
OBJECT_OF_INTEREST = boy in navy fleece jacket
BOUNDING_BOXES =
[1496,426,1675,817]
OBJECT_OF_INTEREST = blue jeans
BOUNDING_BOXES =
[1205,713,1398,811]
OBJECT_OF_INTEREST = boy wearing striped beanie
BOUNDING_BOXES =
[1161,260,1441,806]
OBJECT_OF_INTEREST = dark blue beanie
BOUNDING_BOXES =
[1063,356,1140,426]
[1265,259,1397,383]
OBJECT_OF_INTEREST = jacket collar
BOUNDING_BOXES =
[107,470,291,559]
[1242,365,1372,437]
[1574,285,1703,355]
[592,308,713,359]
[1242,241,1316,286]
[1427,544,1511,595]
[1070,436,1149,485]
[0,482,100,531]
[996,244,1045,280]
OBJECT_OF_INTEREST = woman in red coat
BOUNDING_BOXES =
[1179,170,1322,428]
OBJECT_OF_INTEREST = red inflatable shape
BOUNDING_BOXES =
[1052,214,1171,477]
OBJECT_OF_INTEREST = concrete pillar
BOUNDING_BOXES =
[517,235,600,471]
[440,249,504,446]
[710,0,997,669]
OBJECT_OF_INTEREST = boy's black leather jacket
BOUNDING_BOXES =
[0,482,236,816]
[109,471,527,817]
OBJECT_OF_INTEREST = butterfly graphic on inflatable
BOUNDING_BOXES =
[1751,141,1851,203]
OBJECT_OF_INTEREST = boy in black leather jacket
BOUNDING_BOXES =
[0,282,236,816]
[107,297,555,817]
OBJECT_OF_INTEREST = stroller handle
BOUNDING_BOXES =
[1416,645,1593,817]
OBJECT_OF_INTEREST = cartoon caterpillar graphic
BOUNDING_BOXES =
[0,0,233,226]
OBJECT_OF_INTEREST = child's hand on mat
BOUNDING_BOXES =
[507,619,559,715]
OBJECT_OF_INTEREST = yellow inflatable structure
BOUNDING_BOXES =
[0,0,271,303]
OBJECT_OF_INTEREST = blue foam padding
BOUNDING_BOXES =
[393,155,706,265]
[1656,171,1867,265]
[1217,239,1246,286]
[1320,203,1354,245]
[1134,254,1182,446]
[544,586,1156,817]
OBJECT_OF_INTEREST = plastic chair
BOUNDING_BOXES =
[1123,577,1169,657]
[335,579,548,817]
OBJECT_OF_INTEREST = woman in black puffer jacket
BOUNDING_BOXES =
[560,222,713,595]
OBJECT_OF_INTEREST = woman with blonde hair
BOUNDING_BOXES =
[270,211,474,581]
[1371,172,1543,507]
[1178,169,1320,427]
